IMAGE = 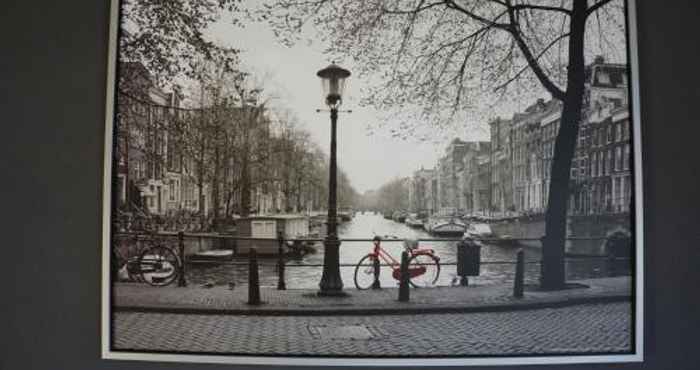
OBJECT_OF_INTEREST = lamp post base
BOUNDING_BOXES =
[317,236,349,297]
[316,289,349,297]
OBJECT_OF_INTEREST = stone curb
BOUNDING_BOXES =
[113,294,631,316]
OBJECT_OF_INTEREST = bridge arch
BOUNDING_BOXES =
[604,228,632,257]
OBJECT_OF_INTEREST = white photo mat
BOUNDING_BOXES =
[101,0,644,365]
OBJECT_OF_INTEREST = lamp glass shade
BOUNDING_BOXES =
[317,63,350,107]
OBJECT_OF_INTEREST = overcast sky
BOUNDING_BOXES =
[203,8,496,194]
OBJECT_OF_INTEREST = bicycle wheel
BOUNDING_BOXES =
[138,245,180,286]
[408,254,440,288]
[354,254,379,290]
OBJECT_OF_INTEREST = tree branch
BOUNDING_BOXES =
[512,4,571,15]
[586,0,614,16]
[444,0,512,30]
[493,32,571,93]
[381,0,445,15]
[506,2,566,100]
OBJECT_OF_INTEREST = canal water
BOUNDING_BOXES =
[185,212,625,288]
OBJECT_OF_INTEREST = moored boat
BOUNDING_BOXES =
[392,210,407,223]
[464,222,494,239]
[405,213,424,229]
[189,249,235,263]
[427,218,467,236]
[427,207,467,236]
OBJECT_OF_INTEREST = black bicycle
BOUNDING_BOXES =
[111,232,181,287]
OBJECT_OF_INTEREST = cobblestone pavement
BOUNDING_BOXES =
[112,302,632,357]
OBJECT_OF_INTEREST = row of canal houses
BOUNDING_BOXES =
[408,56,633,220]
[113,62,322,223]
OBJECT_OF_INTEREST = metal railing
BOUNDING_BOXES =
[112,231,632,303]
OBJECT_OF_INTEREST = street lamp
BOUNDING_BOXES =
[316,62,351,296]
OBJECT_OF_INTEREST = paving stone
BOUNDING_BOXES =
[112,302,633,357]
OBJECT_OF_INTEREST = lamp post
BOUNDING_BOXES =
[316,62,351,296]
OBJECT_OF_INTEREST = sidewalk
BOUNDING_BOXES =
[112,276,632,316]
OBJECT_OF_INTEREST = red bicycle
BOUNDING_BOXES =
[354,236,440,289]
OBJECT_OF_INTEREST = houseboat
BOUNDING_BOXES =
[235,214,314,256]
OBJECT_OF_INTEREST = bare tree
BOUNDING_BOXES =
[264,0,625,289]
[119,0,244,82]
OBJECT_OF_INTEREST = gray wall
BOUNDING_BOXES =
[2,1,700,369]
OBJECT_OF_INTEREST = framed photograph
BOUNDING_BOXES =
[102,0,644,366]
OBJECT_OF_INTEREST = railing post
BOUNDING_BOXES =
[398,251,410,302]
[248,248,261,305]
[277,231,286,290]
[371,256,381,289]
[177,231,187,287]
[514,248,524,298]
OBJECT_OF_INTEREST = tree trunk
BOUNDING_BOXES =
[212,145,221,226]
[541,0,587,290]
[197,181,205,223]
[240,144,251,217]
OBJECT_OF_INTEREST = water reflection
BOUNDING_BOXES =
[185,212,629,288]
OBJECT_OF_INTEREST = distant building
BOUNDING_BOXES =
[575,57,631,215]
[487,55,631,217]
[436,139,468,209]
[401,56,631,219]
[409,167,434,213]
[116,62,207,217]
[424,170,439,215]
[460,141,491,214]
[510,98,560,213]
[488,117,514,214]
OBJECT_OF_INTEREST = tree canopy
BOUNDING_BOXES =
[119,0,246,82]
[264,0,626,131]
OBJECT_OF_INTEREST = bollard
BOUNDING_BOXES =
[248,248,261,305]
[513,249,524,298]
[277,232,286,290]
[177,231,187,287]
[457,240,468,286]
[371,256,381,289]
[398,251,410,302]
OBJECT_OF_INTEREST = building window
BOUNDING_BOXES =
[592,129,598,147]
[591,152,597,177]
[615,146,622,171]
[606,150,612,175]
[607,125,613,143]
[624,144,630,170]
[615,123,622,142]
